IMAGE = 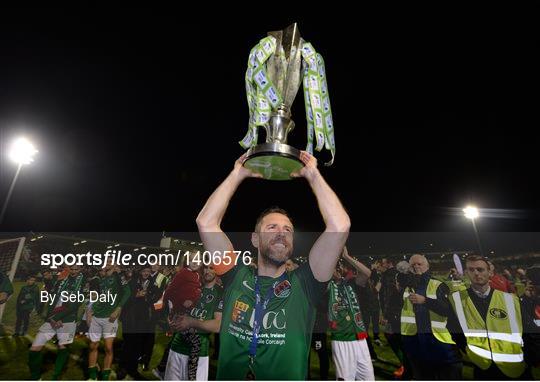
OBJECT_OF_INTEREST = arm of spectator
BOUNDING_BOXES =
[424,282,453,317]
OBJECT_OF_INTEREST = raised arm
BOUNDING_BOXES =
[291,151,351,282]
[342,247,372,284]
[196,154,261,275]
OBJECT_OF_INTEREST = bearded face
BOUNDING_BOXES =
[254,213,294,267]
[203,267,216,284]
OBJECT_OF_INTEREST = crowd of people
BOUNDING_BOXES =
[0,152,539,381]
[1,250,539,381]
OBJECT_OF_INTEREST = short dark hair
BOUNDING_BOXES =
[382,258,394,265]
[527,267,540,286]
[465,255,490,268]
[254,206,292,232]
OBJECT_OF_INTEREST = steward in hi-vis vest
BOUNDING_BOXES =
[448,255,526,380]
[400,254,463,380]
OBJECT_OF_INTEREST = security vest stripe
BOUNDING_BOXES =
[452,291,469,331]
[503,292,520,339]
[468,345,524,363]
[450,289,525,378]
[401,278,454,345]
[431,321,447,329]
[401,316,416,324]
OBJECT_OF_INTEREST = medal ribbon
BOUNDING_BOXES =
[248,272,287,364]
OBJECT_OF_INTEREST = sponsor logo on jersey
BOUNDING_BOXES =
[242,280,254,291]
[191,307,208,320]
[273,280,291,298]
[248,308,286,330]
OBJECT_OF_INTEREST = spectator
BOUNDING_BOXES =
[379,257,408,378]
[354,263,382,357]
[0,270,14,305]
[118,266,161,380]
[489,261,516,293]
[503,268,515,283]
[521,266,540,372]
[15,275,39,336]
[400,255,463,380]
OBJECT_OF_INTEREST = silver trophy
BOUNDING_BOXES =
[242,23,334,180]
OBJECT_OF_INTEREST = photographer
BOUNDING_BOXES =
[400,254,462,380]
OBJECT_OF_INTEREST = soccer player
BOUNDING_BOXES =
[87,262,131,381]
[165,265,223,380]
[28,265,85,380]
[196,151,350,379]
[328,248,374,380]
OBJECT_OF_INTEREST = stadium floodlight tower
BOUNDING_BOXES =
[463,205,484,258]
[0,137,38,224]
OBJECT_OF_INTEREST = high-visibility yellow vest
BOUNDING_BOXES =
[154,272,166,289]
[446,279,467,293]
[450,288,525,378]
[401,278,455,345]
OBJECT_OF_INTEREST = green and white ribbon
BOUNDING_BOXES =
[328,280,366,332]
[240,36,336,165]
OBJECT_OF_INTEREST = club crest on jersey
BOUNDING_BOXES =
[274,280,291,298]
[232,300,250,324]
[205,294,214,304]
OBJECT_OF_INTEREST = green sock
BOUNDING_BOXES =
[28,350,43,380]
[88,366,98,380]
[101,368,111,381]
[51,348,69,380]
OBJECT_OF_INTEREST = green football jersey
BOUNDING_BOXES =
[47,274,86,322]
[171,284,223,357]
[216,263,325,380]
[328,279,366,341]
[92,272,130,318]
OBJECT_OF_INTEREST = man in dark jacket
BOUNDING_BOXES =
[118,266,161,379]
[15,275,40,336]
[379,257,407,378]
[521,266,540,372]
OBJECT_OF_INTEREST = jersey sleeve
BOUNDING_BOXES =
[294,262,328,306]
[219,264,245,289]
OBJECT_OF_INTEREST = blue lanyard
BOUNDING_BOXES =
[248,271,287,363]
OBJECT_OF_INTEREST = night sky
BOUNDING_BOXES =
[0,8,538,234]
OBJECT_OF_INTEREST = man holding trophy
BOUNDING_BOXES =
[196,24,349,379]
